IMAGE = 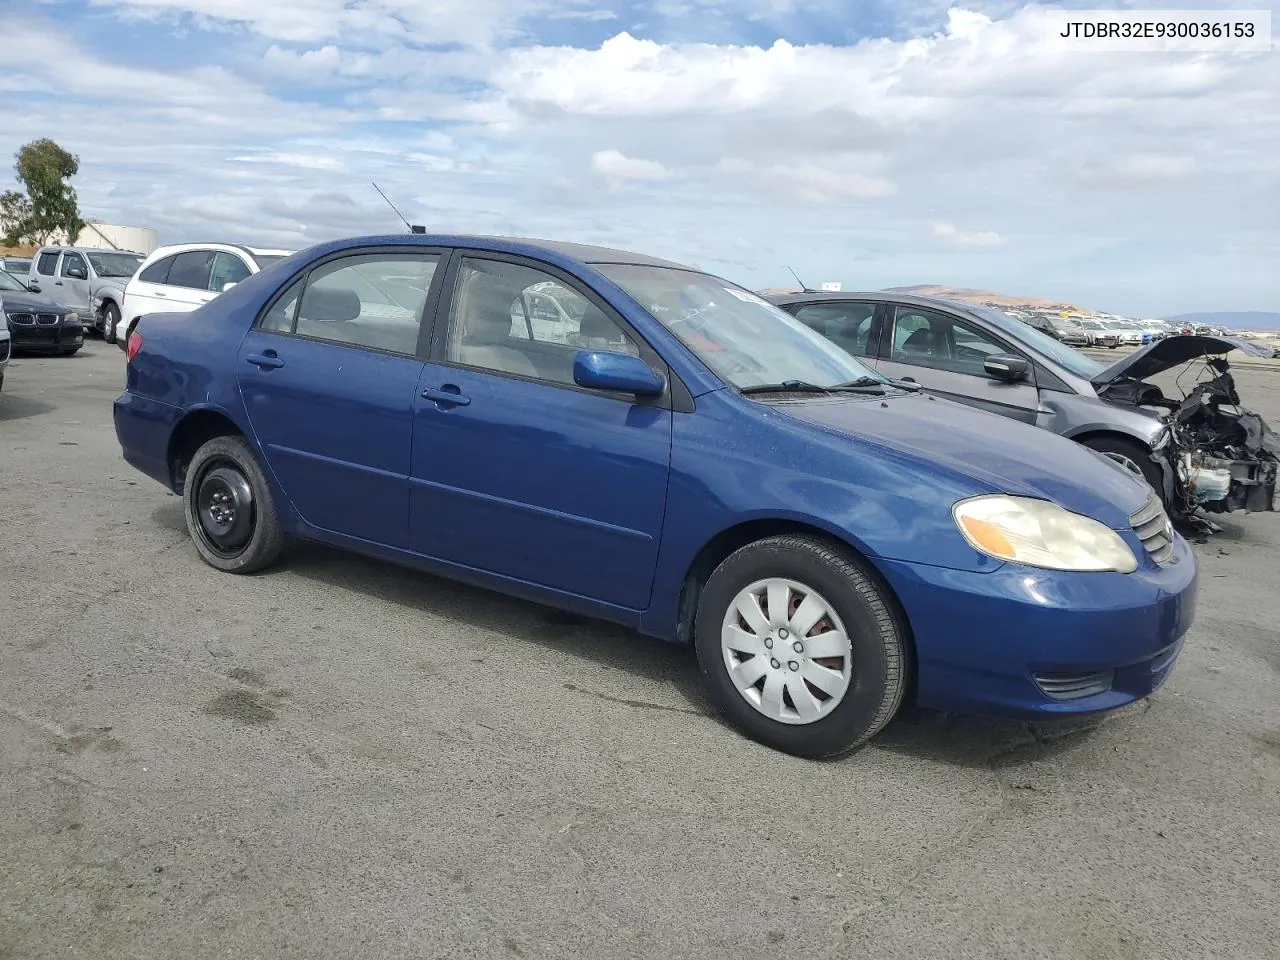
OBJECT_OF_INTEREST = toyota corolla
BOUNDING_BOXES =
[113,235,1197,758]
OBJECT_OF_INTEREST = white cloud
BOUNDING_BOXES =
[931,222,1003,248]
[590,149,671,181]
[2,2,1276,314]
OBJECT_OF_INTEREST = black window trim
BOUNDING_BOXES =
[251,244,451,362]
[428,248,693,413]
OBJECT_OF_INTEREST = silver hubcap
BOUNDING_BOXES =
[1103,451,1152,488]
[721,578,852,725]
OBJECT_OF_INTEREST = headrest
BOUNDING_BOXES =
[301,286,361,323]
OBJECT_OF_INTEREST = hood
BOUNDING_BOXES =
[773,392,1153,529]
[1091,335,1272,386]
[0,289,71,313]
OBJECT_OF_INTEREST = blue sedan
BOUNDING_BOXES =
[114,235,1197,757]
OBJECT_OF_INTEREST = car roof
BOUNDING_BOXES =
[33,245,145,255]
[764,290,993,314]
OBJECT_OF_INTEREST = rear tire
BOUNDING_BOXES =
[183,435,285,574]
[694,535,908,759]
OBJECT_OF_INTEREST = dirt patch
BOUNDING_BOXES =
[205,689,275,725]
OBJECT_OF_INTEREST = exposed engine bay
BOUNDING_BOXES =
[1094,338,1279,531]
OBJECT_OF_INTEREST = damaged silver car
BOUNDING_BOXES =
[1094,335,1279,526]
[765,292,1278,525]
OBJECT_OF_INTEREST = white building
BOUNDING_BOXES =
[73,222,158,255]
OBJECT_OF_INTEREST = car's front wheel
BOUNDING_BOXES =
[102,302,121,344]
[1080,435,1164,500]
[183,435,285,574]
[695,535,909,758]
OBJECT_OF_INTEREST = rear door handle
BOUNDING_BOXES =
[154,291,167,298]
[246,352,285,370]
[421,386,471,407]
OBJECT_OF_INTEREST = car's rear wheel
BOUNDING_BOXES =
[694,535,908,758]
[1081,435,1164,499]
[184,435,284,574]
[102,302,121,344]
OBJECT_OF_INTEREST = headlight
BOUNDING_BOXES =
[953,495,1138,573]
[65,312,79,323]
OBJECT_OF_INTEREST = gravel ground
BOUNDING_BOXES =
[2,341,1278,960]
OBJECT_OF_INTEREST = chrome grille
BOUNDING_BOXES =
[7,312,34,325]
[36,313,59,326]
[1130,495,1175,566]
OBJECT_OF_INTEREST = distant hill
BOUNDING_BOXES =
[1162,311,1280,331]
[883,285,1087,311]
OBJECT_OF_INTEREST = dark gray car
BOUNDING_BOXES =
[767,290,1277,518]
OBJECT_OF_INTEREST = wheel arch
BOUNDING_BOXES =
[1063,425,1155,450]
[167,407,246,493]
[673,518,918,696]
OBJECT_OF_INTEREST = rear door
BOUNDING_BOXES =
[160,250,219,312]
[875,303,1041,423]
[237,248,444,547]
[124,254,179,322]
[28,250,60,295]
[55,252,92,315]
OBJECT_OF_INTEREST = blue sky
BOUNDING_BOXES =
[1,0,1276,316]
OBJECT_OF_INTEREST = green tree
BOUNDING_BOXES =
[0,138,85,247]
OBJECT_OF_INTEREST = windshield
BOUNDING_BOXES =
[252,254,288,268]
[86,252,143,277]
[0,270,27,292]
[962,304,1105,379]
[596,264,884,389]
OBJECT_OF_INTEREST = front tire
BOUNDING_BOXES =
[694,535,909,759]
[183,435,285,574]
[102,302,121,344]
[1080,435,1164,500]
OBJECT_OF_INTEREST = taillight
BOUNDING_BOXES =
[126,331,143,362]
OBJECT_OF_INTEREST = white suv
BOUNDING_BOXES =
[112,242,293,347]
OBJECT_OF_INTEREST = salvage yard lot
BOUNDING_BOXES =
[2,342,1279,960]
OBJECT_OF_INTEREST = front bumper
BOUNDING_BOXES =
[7,318,84,352]
[877,533,1198,717]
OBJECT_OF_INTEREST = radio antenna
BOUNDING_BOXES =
[786,265,813,293]
[372,181,420,233]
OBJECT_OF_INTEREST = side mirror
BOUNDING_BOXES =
[984,354,1031,382]
[28,282,40,292]
[221,281,238,292]
[573,350,665,396]
[66,266,87,280]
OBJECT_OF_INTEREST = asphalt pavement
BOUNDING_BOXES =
[2,341,1278,960]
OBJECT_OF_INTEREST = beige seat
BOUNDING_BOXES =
[453,282,538,378]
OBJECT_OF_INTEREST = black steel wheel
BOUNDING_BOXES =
[183,435,285,573]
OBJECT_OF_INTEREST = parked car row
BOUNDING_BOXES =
[113,232,1214,759]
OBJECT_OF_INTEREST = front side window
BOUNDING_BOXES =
[446,258,639,385]
[964,304,1104,379]
[596,265,880,390]
[166,250,217,290]
[36,252,59,276]
[138,255,176,284]
[889,305,1008,376]
[791,301,878,358]
[209,252,252,292]
[60,253,87,279]
[291,253,437,355]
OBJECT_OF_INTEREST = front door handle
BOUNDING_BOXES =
[246,352,284,370]
[154,291,167,298]
[421,386,471,407]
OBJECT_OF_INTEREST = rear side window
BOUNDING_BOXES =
[37,252,59,276]
[166,251,216,290]
[139,255,177,284]
[791,301,878,358]
[260,278,304,333]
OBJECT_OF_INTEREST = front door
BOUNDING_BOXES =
[409,254,673,610]
[56,252,92,315]
[237,249,443,547]
[876,303,1041,424]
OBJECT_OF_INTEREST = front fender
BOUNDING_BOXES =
[1040,392,1165,447]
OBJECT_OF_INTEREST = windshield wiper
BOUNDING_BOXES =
[740,378,887,396]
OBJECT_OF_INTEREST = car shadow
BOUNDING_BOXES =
[148,501,1116,766]
[0,392,56,421]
